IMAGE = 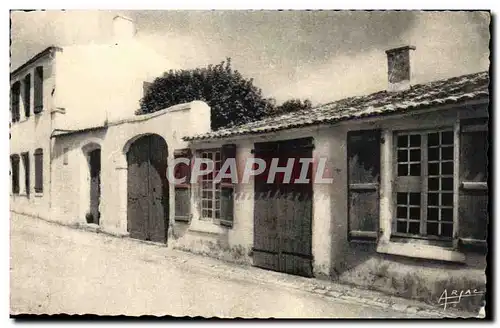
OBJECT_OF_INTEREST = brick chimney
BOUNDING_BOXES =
[385,45,416,92]
[113,15,136,42]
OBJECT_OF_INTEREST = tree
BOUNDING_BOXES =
[138,58,274,131]
[271,98,312,116]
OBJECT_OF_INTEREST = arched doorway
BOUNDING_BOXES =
[126,134,169,243]
[82,142,101,225]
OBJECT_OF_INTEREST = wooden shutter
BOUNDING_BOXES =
[34,148,43,193]
[24,74,31,118]
[34,66,43,114]
[22,152,30,196]
[458,118,488,252]
[174,148,192,222]
[220,144,236,227]
[347,130,381,242]
[10,155,20,194]
[11,82,20,122]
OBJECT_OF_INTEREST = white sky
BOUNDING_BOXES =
[10,10,490,105]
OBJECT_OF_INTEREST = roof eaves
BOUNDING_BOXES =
[183,90,489,142]
[10,46,63,78]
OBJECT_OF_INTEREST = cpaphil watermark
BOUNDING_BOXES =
[167,157,334,185]
[437,288,485,310]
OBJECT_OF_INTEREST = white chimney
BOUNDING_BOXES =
[385,45,416,92]
[112,15,136,42]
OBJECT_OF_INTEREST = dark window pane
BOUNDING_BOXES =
[397,135,408,148]
[441,208,453,222]
[441,131,453,145]
[398,164,408,176]
[409,192,420,205]
[397,206,408,219]
[428,193,439,206]
[397,221,407,233]
[409,134,421,147]
[410,149,421,162]
[398,150,408,162]
[429,178,440,190]
[441,162,453,175]
[428,133,440,146]
[428,162,439,175]
[409,207,420,220]
[441,223,453,238]
[441,193,453,206]
[409,222,420,234]
[442,146,453,160]
[442,177,453,191]
[410,163,420,176]
[427,222,439,236]
[428,207,439,221]
[397,192,407,205]
[428,147,439,161]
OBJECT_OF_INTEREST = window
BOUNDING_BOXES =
[21,152,30,196]
[23,74,31,118]
[34,66,43,114]
[34,148,43,193]
[200,149,221,221]
[11,81,21,122]
[10,154,20,194]
[394,129,454,240]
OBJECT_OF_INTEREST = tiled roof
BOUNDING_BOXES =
[184,71,489,141]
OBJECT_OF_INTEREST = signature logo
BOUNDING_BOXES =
[438,288,485,310]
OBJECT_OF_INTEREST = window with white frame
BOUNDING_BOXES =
[394,129,455,240]
[200,149,221,221]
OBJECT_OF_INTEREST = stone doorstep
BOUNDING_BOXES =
[14,212,478,318]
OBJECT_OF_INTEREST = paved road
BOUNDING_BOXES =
[10,214,420,318]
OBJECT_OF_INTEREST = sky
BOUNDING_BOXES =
[10,10,490,105]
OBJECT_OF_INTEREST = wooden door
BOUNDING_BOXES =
[127,135,169,242]
[253,138,313,277]
[148,135,169,243]
[127,137,150,240]
[89,149,101,225]
[253,142,280,272]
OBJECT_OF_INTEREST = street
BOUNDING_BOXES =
[10,213,445,318]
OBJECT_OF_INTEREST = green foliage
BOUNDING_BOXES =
[138,58,274,131]
[271,98,313,116]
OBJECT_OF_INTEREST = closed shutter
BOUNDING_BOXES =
[174,148,192,222]
[11,82,20,122]
[10,155,20,194]
[34,66,43,114]
[24,74,31,118]
[220,144,236,227]
[347,130,381,242]
[22,152,30,196]
[458,117,488,252]
[34,148,43,193]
